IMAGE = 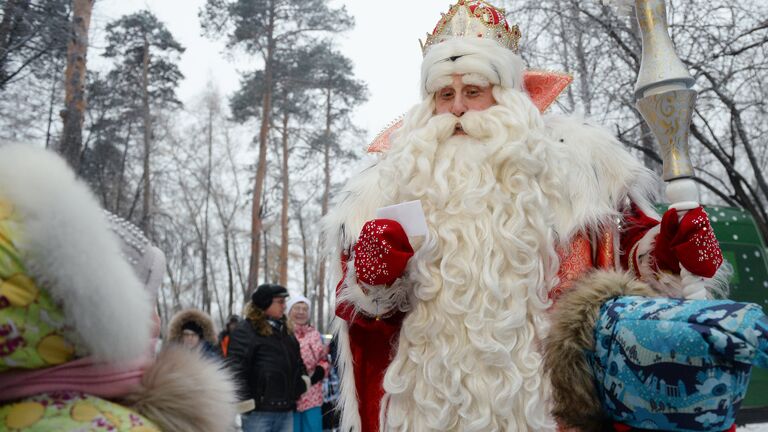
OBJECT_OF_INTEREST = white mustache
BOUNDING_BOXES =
[421,106,514,145]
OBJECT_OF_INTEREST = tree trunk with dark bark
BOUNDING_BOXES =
[279,111,290,286]
[59,0,93,171]
[247,0,275,295]
[201,98,214,313]
[140,35,152,232]
[297,206,309,297]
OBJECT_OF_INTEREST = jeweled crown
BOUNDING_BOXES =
[420,0,522,56]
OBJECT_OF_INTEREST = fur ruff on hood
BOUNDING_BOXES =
[167,308,217,345]
[543,270,659,431]
[0,144,153,362]
[123,345,237,432]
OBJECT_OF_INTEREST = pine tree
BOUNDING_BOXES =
[201,0,353,294]
[307,43,367,331]
[0,0,69,90]
[231,44,318,287]
[84,10,184,232]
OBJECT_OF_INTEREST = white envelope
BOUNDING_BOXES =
[375,200,428,237]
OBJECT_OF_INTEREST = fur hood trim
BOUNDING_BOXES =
[543,270,658,431]
[167,308,217,344]
[124,345,238,432]
[0,145,152,362]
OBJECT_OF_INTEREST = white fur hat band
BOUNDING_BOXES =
[421,37,524,97]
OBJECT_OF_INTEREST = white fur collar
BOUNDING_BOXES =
[324,114,658,257]
[542,114,658,242]
[332,318,362,432]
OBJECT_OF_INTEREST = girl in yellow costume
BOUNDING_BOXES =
[0,145,237,431]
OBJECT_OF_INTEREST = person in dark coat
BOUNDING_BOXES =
[228,284,325,432]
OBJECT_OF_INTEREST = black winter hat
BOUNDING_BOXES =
[251,283,289,310]
[181,320,204,338]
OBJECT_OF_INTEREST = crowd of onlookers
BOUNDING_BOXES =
[166,284,339,432]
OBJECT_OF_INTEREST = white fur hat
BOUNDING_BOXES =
[287,294,311,315]
[419,1,525,97]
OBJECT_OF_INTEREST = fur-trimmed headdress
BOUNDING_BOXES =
[419,0,524,97]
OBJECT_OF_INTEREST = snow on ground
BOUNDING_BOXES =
[741,424,768,431]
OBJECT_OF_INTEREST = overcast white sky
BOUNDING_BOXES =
[91,0,452,141]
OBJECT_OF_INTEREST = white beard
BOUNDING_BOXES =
[325,83,657,432]
[374,88,562,432]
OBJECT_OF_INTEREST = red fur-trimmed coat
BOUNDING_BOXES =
[322,114,717,432]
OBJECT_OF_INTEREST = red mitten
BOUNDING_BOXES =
[652,207,723,278]
[353,219,414,286]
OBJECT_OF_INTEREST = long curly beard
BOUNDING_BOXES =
[375,88,563,432]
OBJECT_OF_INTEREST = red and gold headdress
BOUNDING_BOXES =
[419,0,571,104]
[371,1,574,153]
[420,0,522,55]
[419,0,527,96]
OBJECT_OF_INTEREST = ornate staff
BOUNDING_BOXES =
[633,0,696,201]
[630,0,709,298]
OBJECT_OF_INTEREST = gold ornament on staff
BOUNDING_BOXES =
[630,0,709,299]
[632,0,698,202]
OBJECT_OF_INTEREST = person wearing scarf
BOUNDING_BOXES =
[287,295,330,432]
